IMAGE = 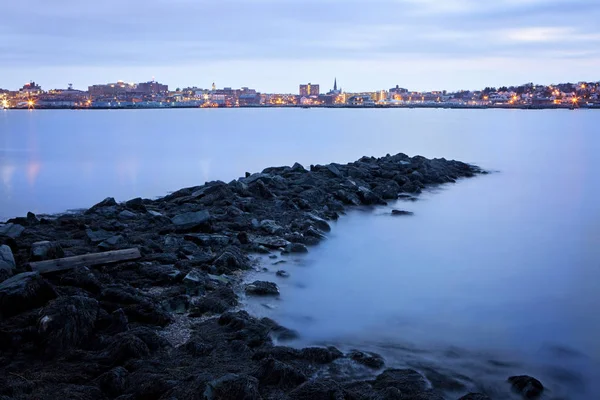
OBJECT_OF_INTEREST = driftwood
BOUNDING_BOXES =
[29,248,141,274]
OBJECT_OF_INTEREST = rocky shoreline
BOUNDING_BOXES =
[0,153,543,399]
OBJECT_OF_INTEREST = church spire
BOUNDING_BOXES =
[334,78,337,91]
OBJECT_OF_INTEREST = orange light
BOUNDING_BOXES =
[572,97,578,103]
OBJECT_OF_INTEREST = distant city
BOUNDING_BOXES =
[1,78,599,110]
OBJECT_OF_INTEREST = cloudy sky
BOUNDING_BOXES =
[1,0,599,92]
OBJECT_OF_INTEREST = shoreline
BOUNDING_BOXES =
[0,153,544,399]
[3,103,598,111]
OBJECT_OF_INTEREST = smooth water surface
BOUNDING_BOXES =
[2,108,599,397]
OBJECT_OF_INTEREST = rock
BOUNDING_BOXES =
[96,366,128,397]
[508,375,544,398]
[125,197,147,212]
[285,243,308,253]
[31,241,65,261]
[87,197,117,213]
[253,357,307,388]
[288,379,345,400]
[214,246,250,272]
[371,369,428,395]
[306,213,331,232]
[0,272,57,318]
[190,287,238,316]
[291,162,306,172]
[253,236,290,249]
[391,209,414,216]
[86,228,112,244]
[326,164,343,177]
[300,346,343,364]
[357,186,385,205]
[183,269,207,295]
[203,374,260,400]
[161,294,190,314]
[348,350,385,369]
[147,210,163,217]
[184,233,230,247]
[98,235,125,250]
[260,219,285,235]
[0,223,25,239]
[0,244,16,275]
[171,210,211,231]
[276,270,290,278]
[101,332,150,365]
[245,280,279,296]
[458,394,492,400]
[37,295,99,356]
[118,210,137,220]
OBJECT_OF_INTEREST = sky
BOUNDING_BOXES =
[1,0,599,93]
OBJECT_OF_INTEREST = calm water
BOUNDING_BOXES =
[2,108,599,398]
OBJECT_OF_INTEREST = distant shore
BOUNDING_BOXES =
[4,103,598,111]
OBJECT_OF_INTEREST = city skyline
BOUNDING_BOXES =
[2,0,600,92]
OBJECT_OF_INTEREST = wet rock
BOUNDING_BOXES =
[214,246,250,272]
[357,186,385,205]
[0,272,57,318]
[183,269,207,295]
[59,267,102,294]
[260,219,285,235]
[125,197,147,212]
[138,264,181,284]
[245,280,279,296]
[96,366,128,397]
[288,379,345,400]
[300,346,343,364]
[306,213,331,232]
[0,244,16,276]
[147,209,163,217]
[171,210,211,232]
[276,270,290,278]
[253,357,307,388]
[203,374,260,400]
[37,296,99,357]
[508,375,544,399]
[374,181,402,199]
[184,233,230,247]
[105,308,130,334]
[391,209,414,216]
[161,294,190,314]
[285,243,308,253]
[371,369,428,395]
[348,350,385,369]
[31,240,65,261]
[190,287,238,316]
[101,332,150,365]
[253,235,290,249]
[0,223,25,239]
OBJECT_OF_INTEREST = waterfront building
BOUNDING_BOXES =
[18,81,43,97]
[88,81,136,97]
[299,83,319,96]
[137,81,168,94]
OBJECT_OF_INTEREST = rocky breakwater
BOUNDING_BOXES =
[0,152,540,399]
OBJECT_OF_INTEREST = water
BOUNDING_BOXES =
[2,108,599,397]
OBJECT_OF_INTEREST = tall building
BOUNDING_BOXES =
[299,83,319,96]
[137,81,168,94]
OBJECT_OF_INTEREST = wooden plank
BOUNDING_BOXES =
[30,248,141,274]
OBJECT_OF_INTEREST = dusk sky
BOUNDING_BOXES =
[2,0,599,92]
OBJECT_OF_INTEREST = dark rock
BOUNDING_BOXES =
[348,350,385,369]
[98,235,125,250]
[306,213,331,232]
[184,233,230,247]
[0,223,25,239]
[96,366,128,397]
[31,240,65,261]
[37,295,99,356]
[86,228,112,244]
[59,267,102,294]
[458,394,492,400]
[87,197,117,213]
[508,375,544,398]
[300,346,343,364]
[118,210,137,220]
[171,210,211,231]
[106,308,130,334]
[203,373,261,400]
[371,369,428,395]
[253,357,307,388]
[0,272,57,318]
[260,219,285,235]
[276,270,290,278]
[253,236,290,249]
[214,246,250,272]
[0,244,16,276]
[161,294,190,314]
[288,379,345,400]
[101,332,150,365]
[125,197,147,212]
[357,186,385,205]
[391,209,414,216]
[245,280,279,296]
[285,243,308,253]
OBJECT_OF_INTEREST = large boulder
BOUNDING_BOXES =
[245,281,279,296]
[348,350,385,369]
[253,357,307,388]
[371,369,428,395]
[86,197,117,214]
[0,223,25,239]
[508,375,544,399]
[0,244,16,276]
[31,241,65,261]
[37,295,99,356]
[171,210,211,232]
[0,272,57,318]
